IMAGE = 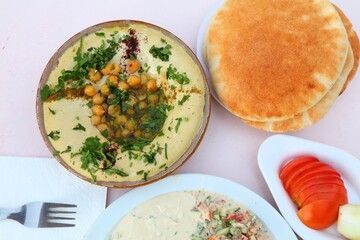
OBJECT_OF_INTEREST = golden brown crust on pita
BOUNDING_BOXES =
[333,5,360,94]
[243,46,354,132]
[205,0,349,121]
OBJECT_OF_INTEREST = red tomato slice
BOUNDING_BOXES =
[287,174,344,198]
[302,191,348,207]
[286,168,341,194]
[282,161,328,190]
[279,156,318,181]
[295,183,347,207]
[297,200,340,230]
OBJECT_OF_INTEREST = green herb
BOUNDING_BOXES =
[95,32,105,37]
[73,123,86,131]
[52,150,60,155]
[159,163,166,169]
[175,118,182,133]
[157,66,162,74]
[61,146,72,154]
[178,95,190,105]
[86,101,93,108]
[165,143,168,160]
[107,89,130,112]
[149,42,172,61]
[76,116,80,120]
[48,131,60,140]
[171,85,176,90]
[166,65,190,85]
[143,171,149,181]
[140,102,169,134]
[136,170,144,175]
[41,34,120,100]
[101,129,108,138]
[72,136,127,180]
[129,53,137,60]
[104,168,129,177]
[48,107,56,115]
[88,168,97,182]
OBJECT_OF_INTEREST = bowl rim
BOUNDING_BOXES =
[36,19,211,188]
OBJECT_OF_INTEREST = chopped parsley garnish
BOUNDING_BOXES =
[136,170,144,175]
[107,89,130,112]
[95,32,105,37]
[86,101,94,108]
[175,118,183,133]
[72,136,127,182]
[73,123,86,131]
[143,171,149,181]
[157,66,162,74]
[48,107,56,115]
[104,168,128,177]
[48,131,60,140]
[166,65,190,85]
[140,102,169,134]
[165,143,168,160]
[178,95,190,105]
[149,41,172,61]
[159,163,166,169]
[61,146,72,154]
[41,34,120,100]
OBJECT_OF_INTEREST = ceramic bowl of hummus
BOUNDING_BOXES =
[36,20,210,188]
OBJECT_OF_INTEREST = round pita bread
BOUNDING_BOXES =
[333,5,360,94]
[243,45,354,132]
[204,0,349,121]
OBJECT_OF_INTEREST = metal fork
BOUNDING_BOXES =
[0,202,77,228]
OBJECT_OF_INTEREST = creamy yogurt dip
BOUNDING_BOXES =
[40,23,206,183]
[109,190,273,240]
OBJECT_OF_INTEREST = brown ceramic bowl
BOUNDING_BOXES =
[36,20,210,188]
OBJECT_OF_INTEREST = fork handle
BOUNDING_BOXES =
[0,207,21,221]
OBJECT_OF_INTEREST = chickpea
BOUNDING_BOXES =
[142,131,153,139]
[126,59,141,73]
[126,120,137,131]
[100,63,112,75]
[97,123,109,133]
[108,75,119,86]
[84,85,96,96]
[140,73,148,85]
[146,79,157,92]
[100,84,111,96]
[127,75,141,88]
[122,129,131,138]
[90,115,102,126]
[91,104,105,116]
[92,93,105,105]
[108,105,121,117]
[88,68,102,82]
[115,129,123,138]
[138,101,147,110]
[115,115,127,126]
[117,81,130,91]
[111,64,122,75]
[134,130,142,138]
[148,94,159,105]
[126,109,135,115]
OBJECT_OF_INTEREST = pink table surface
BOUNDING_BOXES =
[1,0,359,212]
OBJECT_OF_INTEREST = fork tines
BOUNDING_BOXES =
[39,202,77,228]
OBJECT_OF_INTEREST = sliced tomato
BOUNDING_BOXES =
[282,161,329,190]
[286,168,340,194]
[302,191,348,207]
[295,183,346,207]
[287,174,344,198]
[297,200,340,230]
[279,156,318,181]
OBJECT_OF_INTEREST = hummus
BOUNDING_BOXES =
[41,22,207,183]
[109,190,273,239]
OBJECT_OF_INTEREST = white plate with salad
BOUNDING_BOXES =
[84,173,296,240]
